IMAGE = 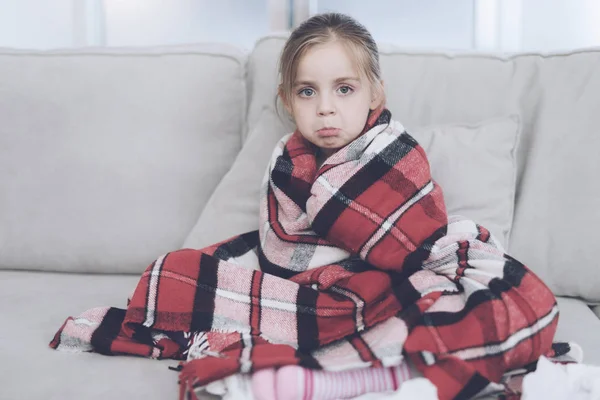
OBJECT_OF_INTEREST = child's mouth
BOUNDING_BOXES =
[317,128,340,137]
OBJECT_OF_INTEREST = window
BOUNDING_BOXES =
[1,0,599,52]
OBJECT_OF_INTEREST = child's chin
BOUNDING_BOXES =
[318,145,343,157]
[319,137,346,147]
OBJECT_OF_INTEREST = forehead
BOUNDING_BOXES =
[295,41,362,82]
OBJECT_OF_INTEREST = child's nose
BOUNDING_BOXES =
[317,95,336,116]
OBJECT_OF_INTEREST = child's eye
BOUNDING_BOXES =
[298,88,315,97]
[337,85,353,95]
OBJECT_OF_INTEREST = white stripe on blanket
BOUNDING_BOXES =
[449,304,560,361]
[359,181,435,260]
[143,253,166,328]
[331,285,366,332]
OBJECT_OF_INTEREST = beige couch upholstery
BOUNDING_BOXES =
[1,34,600,399]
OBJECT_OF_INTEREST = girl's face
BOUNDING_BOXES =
[284,41,381,156]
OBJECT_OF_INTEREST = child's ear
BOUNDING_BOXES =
[370,80,385,110]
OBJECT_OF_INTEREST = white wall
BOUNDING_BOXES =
[1,0,600,52]
[521,0,600,51]
[0,0,271,50]
[473,0,523,51]
[104,0,269,50]
[317,0,475,50]
[0,0,74,49]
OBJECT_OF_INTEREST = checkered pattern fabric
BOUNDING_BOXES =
[50,109,559,400]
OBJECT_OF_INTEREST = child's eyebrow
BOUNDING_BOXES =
[294,76,360,87]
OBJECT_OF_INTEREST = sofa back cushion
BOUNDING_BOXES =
[0,44,246,274]
[509,50,600,302]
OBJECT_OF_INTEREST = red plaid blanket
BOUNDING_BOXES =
[50,109,559,400]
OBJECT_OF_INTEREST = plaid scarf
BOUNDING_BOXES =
[50,109,560,400]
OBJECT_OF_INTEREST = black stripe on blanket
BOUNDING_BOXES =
[311,134,418,237]
[271,150,312,212]
[416,263,547,329]
[497,255,527,288]
[387,227,449,312]
[296,286,319,351]
[213,231,260,260]
[397,303,424,329]
[258,244,299,279]
[391,273,423,309]
[190,254,219,332]
[551,342,571,357]
[296,349,322,370]
[373,108,392,126]
[403,226,448,274]
[456,372,490,400]
[336,256,375,273]
[419,290,498,327]
[91,307,126,355]
[131,325,154,353]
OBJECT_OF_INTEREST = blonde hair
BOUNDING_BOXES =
[276,13,385,119]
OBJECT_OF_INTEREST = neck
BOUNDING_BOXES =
[316,148,334,168]
[320,148,336,157]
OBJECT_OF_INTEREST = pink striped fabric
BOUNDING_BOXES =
[251,363,412,400]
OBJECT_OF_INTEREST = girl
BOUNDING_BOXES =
[51,13,560,400]
[276,12,386,166]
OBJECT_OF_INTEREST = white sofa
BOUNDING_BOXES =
[2,34,600,399]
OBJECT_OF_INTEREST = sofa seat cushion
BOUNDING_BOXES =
[554,296,600,365]
[1,270,598,400]
[0,270,218,399]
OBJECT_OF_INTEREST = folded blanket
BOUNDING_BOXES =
[50,108,559,400]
